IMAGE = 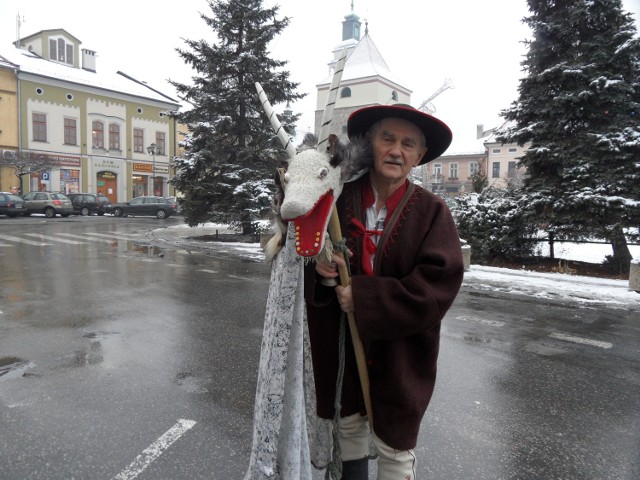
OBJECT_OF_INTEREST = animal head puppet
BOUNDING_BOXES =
[256,49,369,262]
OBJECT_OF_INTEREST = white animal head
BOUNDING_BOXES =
[278,134,367,258]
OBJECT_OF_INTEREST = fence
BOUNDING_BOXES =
[537,232,639,260]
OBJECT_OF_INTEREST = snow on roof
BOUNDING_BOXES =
[0,46,179,107]
[484,120,515,144]
[318,33,410,90]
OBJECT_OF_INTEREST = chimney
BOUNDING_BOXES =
[82,48,96,72]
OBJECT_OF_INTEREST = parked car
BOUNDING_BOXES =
[166,196,183,215]
[110,196,178,219]
[66,192,110,216]
[0,192,27,217]
[67,193,101,216]
[22,191,74,218]
[96,193,111,215]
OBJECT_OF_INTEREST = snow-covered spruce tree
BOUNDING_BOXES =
[498,0,640,273]
[169,0,303,232]
[452,187,538,263]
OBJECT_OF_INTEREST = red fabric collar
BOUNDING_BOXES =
[361,177,409,222]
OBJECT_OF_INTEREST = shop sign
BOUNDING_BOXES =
[133,163,153,173]
[42,154,81,167]
[94,158,123,171]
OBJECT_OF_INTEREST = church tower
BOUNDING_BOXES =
[314,2,412,139]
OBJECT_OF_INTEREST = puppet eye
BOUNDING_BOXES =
[318,167,329,179]
[283,172,290,183]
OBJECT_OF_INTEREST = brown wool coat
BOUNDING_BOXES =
[304,175,464,450]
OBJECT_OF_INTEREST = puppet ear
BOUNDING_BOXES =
[327,134,339,156]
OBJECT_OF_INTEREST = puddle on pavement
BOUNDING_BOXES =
[63,341,104,368]
[0,357,35,382]
[127,241,166,257]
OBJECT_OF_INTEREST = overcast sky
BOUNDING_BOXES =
[1,0,638,153]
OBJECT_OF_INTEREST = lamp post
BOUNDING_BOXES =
[147,143,156,195]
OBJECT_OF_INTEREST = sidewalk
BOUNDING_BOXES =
[149,223,640,310]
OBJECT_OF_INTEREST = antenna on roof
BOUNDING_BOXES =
[16,12,25,45]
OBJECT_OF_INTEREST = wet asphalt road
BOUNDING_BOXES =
[0,215,638,480]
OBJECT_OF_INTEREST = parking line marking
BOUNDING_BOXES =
[55,232,116,243]
[0,233,53,246]
[81,232,141,240]
[112,419,196,480]
[549,332,612,349]
[23,233,87,244]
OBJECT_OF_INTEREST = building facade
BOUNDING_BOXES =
[0,28,180,203]
[483,122,529,190]
[0,56,19,192]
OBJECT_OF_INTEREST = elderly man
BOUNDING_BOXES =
[305,105,464,479]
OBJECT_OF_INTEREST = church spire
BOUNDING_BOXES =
[342,1,361,41]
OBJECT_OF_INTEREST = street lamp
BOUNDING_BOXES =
[147,143,156,195]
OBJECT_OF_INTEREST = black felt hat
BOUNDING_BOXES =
[347,104,453,164]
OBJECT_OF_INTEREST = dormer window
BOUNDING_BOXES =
[49,37,74,65]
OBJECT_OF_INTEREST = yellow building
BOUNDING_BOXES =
[1,28,180,203]
[0,57,19,192]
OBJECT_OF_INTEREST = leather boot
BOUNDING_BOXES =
[341,458,368,480]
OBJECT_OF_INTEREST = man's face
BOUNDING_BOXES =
[370,117,427,186]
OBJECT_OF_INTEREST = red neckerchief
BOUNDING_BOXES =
[352,179,409,275]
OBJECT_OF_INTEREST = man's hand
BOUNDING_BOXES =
[335,284,354,313]
[316,253,354,313]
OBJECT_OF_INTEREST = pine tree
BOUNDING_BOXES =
[499,0,640,273]
[169,0,304,232]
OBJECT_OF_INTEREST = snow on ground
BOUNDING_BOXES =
[463,266,639,308]
[160,223,640,308]
[536,240,640,264]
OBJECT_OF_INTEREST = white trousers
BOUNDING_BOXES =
[338,413,417,480]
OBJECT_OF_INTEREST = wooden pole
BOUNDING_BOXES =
[327,207,373,428]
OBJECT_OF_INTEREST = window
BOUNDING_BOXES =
[33,113,47,142]
[64,118,77,145]
[49,37,74,65]
[492,162,500,178]
[492,148,501,153]
[134,128,144,153]
[66,44,73,65]
[391,90,398,101]
[49,39,56,61]
[92,121,104,148]
[508,161,517,177]
[156,132,166,155]
[432,163,442,178]
[341,87,352,98]
[109,124,120,151]
[509,148,517,153]
[449,163,458,179]
[469,162,479,176]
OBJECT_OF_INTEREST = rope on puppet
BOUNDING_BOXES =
[324,237,352,480]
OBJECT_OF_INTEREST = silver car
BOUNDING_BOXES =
[22,191,74,218]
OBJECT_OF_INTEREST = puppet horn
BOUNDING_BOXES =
[316,48,348,153]
[255,82,297,159]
